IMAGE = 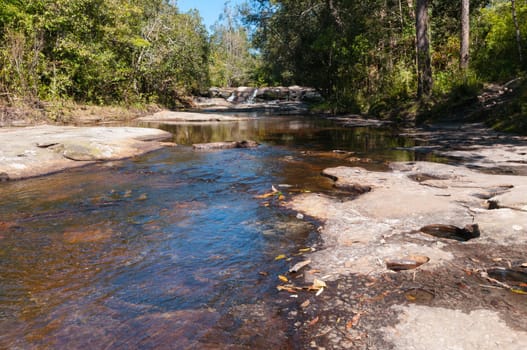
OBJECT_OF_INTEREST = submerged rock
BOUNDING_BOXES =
[192,140,259,150]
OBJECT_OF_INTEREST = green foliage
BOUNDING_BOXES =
[0,0,210,107]
[209,3,257,87]
[472,0,527,81]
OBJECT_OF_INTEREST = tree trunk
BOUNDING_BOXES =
[416,0,432,98]
[511,0,523,63]
[460,0,470,69]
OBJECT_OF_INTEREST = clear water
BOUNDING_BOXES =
[0,115,437,349]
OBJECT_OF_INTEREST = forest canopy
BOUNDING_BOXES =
[1,0,527,115]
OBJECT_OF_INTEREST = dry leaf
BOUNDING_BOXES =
[278,275,289,283]
[312,278,327,289]
[308,316,319,327]
[277,285,301,293]
[255,192,276,199]
[274,254,287,261]
[259,271,269,276]
[272,185,279,193]
[347,312,363,329]
[300,300,310,308]
[289,259,312,273]
[510,288,527,295]
[298,247,312,253]
[315,287,324,296]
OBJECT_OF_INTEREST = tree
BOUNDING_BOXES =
[460,0,470,69]
[209,2,255,87]
[416,0,432,98]
[510,0,523,63]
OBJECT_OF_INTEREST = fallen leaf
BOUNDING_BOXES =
[289,259,312,273]
[274,254,287,261]
[255,192,276,199]
[405,294,417,302]
[510,288,527,295]
[315,287,324,296]
[348,312,363,329]
[312,278,327,289]
[300,300,310,308]
[521,262,527,268]
[278,275,289,283]
[308,316,319,327]
[259,271,269,276]
[298,247,312,253]
[278,195,285,201]
[277,285,301,293]
[272,185,279,193]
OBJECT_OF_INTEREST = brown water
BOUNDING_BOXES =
[0,116,438,349]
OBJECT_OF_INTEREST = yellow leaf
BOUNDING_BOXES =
[312,278,327,289]
[510,288,527,295]
[278,275,289,283]
[405,294,417,301]
[298,247,312,253]
[274,254,287,261]
[255,192,276,199]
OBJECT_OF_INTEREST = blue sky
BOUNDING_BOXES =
[177,0,246,31]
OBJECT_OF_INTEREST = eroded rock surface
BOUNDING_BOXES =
[287,161,527,349]
[0,125,171,180]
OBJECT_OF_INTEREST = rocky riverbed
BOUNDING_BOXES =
[1,118,526,349]
[283,125,527,349]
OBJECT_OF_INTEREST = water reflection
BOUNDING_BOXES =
[0,115,440,348]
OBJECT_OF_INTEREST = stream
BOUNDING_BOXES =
[0,115,439,349]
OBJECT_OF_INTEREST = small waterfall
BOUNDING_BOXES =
[246,88,258,104]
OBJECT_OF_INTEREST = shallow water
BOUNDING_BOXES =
[0,116,438,348]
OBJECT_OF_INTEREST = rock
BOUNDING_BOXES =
[137,110,249,123]
[192,140,259,150]
[0,125,172,180]
[287,161,527,278]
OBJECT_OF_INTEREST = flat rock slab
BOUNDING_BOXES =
[288,161,527,279]
[287,160,527,349]
[137,110,250,123]
[0,125,171,180]
[384,305,527,350]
